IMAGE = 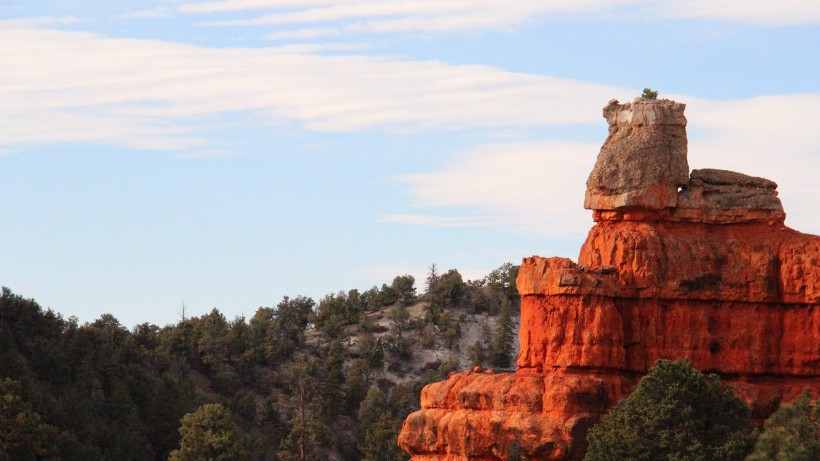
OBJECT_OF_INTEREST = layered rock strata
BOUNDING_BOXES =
[398,98,820,460]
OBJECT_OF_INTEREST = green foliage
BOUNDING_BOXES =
[0,259,522,461]
[391,275,416,307]
[468,340,485,367]
[360,412,407,461]
[420,324,437,349]
[384,331,413,361]
[486,263,520,304]
[317,339,347,417]
[357,331,384,369]
[0,378,61,461]
[425,263,439,294]
[438,310,462,349]
[345,358,372,414]
[278,355,330,461]
[358,387,410,461]
[489,298,514,368]
[746,389,820,461]
[168,403,248,461]
[584,359,756,461]
[387,304,410,337]
[641,88,659,99]
[250,295,315,363]
[432,269,466,308]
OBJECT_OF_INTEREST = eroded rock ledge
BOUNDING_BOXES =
[399,98,819,461]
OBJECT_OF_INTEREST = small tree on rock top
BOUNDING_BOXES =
[641,88,659,99]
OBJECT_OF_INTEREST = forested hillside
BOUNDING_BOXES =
[0,263,520,461]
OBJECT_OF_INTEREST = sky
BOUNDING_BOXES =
[1,1,818,328]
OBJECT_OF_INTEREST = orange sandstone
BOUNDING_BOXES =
[398,98,820,460]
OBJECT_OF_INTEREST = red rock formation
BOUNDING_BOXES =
[398,98,820,460]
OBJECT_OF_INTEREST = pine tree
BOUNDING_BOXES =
[746,389,820,461]
[358,387,408,461]
[278,356,329,461]
[0,378,61,461]
[168,403,248,461]
[584,359,756,461]
[490,298,514,368]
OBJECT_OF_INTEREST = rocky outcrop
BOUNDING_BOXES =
[398,98,820,461]
[584,99,689,211]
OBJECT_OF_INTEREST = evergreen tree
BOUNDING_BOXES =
[489,298,514,368]
[387,304,410,338]
[360,412,407,461]
[432,269,465,308]
[318,339,347,418]
[425,263,439,294]
[391,275,416,307]
[358,331,384,369]
[345,358,372,414]
[485,262,520,312]
[746,389,820,461]
[168,403,248,461]
[269,296,315,361]
[278,356,329,461]
[357,387,408,461]
[584,359,756,461]
[0,378,60,461]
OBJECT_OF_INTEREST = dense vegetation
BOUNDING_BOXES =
[584,359,757,461]
[746,389,819,461]
[0,263,520,461]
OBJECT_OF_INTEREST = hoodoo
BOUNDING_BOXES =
[398,98,820,460]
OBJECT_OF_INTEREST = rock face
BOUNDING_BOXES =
[584,99,689,211]
[398,98,820,460]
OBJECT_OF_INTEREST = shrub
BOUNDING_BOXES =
[641,88,659,99]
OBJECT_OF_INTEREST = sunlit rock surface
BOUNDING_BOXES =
[398,98,819,461]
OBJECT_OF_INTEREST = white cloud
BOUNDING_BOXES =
[189,0,633,30]
[651,0,820,25]
[124,7,175,19]
[684,94,820,232]
[0,16,79,28]
[387,141,596,238]
[390,95,820,237]
[265,27,342,40]
[178,0,820,35]
[0,27,627,152]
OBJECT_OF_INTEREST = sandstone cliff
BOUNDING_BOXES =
[398,98,820,461]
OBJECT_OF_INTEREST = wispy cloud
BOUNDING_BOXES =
[186,0,632,32]
[0,27,626,152]
[264,27,342,40]
[386,141,596,238]
[123,7,175,19]
[178,0,820,38]
[0,16,79,28]
[651,0,820,25]
[390,95,820,237]
[685,94,820,232]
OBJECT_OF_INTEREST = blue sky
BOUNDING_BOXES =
[1,1,818,328]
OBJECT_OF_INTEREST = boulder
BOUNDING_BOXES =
[584,98,689,211]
